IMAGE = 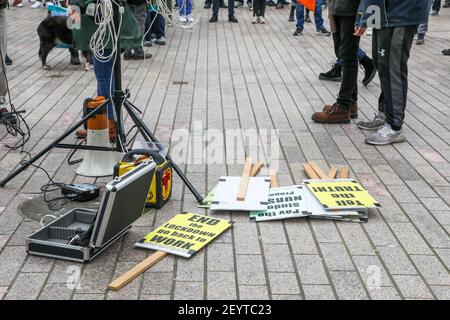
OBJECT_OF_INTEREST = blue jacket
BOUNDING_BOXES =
[357,0,428,28]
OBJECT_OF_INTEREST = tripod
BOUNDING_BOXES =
[0,1,204,203]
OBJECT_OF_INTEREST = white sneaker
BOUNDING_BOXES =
[178,16,187,23]
[366,28,373,36]
[16,3,24,7]
[259,16,265,24]
[46,1,53,6]
[31,1,43,8]
[365,123,405,145]
[187,15,194,22]
[251,16,257,24]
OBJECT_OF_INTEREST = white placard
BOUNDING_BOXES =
[250,185,310,221]
[210,176,271,212]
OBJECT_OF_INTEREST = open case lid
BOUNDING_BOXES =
[90,160,156,248]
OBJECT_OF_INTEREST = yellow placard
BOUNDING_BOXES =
[135,213,232,258]
[305,180,380,210]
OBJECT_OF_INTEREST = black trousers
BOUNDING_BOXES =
[372,26,416,129]
[213,0,235,15]
[333,15,360,109]
[253,0,266,16]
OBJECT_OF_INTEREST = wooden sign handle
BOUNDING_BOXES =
[303,163,319,179]
[237,157,253,201]
[308,161,329,179]
[269,169,278,188]
[108,251,168,291]
[250,161,263,177]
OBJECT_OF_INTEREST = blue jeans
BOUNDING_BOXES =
[295,1,324,30]
[93,52,115,119]
[178,0,192,16]
[146,10,165,40]
[418,0,433,36]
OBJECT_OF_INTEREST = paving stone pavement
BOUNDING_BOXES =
[1,5,450,300]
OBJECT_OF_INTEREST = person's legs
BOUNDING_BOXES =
[260,0,266,16]
[432,0,441,11]
[295,3,305,31]
[253,0,260,16]
[186,0,193,16]
[228,0,236,16]
[417,0,433,42]
[335,16,360,110]
[313,1,324,31]
[212,0,219,16]
[93,53,115,120]
[133,3,147,35]
[0,9,7,101]
[377,26,416,131]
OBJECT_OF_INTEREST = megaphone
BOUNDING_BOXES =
[75,97,117,177]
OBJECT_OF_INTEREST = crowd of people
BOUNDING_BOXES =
[0,1,448,146]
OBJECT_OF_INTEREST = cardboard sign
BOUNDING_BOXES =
[250,186,310,221]
[304,179,380,210]
[302,184,366,218]
[135,213,231,258]
[198,187,216,209]
[210,176,271,211]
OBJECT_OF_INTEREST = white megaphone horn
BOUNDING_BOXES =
[76,96,117,177]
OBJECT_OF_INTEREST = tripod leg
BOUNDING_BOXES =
[123,100,204,203]
[0,102,110,187]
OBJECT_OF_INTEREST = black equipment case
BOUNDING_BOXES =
[26,160,156,263]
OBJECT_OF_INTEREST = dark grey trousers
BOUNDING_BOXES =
[0,9,7,99]
[373,26,417,129]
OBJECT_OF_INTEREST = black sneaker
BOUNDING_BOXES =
[360,56,377,86]
[5,55,12,66]
[317,28,331,36]
[229,15,238,23]
[133,49,152,60]
[204,3,211,9]
[210,14,218,22]
[319,62,342,82]
[293,28,303,36]
[443,48,450,56]
[124,49,133,60]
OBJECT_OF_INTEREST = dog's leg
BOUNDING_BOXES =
[40,42,55,70]
[69,47,81,65]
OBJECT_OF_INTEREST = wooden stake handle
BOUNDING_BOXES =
[327,166,338,179]
[303,163,319,179]
[250,161,263,177]
[308,162,329,179]
[237,157,253,201]
[269,169,278,188]
[108,251,168,291]
[338,166,350,179]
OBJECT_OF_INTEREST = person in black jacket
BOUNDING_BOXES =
[125,0,153,60]
[355,0,428,145]
[312,0,362,124]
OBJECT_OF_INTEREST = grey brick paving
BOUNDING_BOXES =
[1,6,450,300]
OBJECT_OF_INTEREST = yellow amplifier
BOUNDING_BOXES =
[114,149,172,209]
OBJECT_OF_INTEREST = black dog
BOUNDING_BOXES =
[37,15,92,71]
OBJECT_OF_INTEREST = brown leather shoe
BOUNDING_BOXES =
[75,119,117,142]
[312,103,351,124]
[323,101,358,119]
